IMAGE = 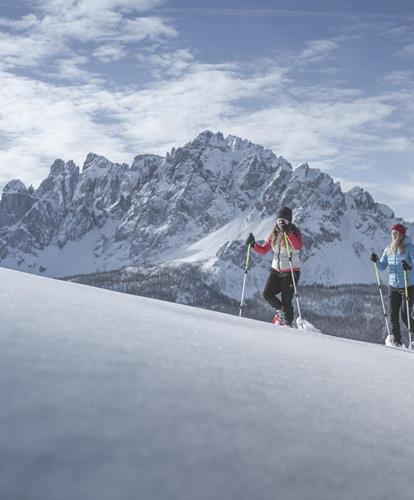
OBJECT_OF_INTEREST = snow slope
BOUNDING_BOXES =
[1,267,414,500]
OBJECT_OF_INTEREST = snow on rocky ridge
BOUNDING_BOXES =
[0,131,410,299]
[2,267,414,500]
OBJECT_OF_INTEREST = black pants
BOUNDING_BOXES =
[263,269,300,325]
[388,285,414,343]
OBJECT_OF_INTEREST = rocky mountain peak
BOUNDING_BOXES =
[189,130,221,147]
[346,186,375,207]
[83,153,115,171]
[0,180,35,228]
[47,159,80,179]
[0,131,411,289]
[50,159,66,175]
[2,179,28,195]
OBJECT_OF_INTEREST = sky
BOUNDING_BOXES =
[0,0,413,219]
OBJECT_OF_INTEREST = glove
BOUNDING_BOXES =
[246,233,255,247]
[370,253,378,263]
[402,260,412,271]
[278,220,289,233]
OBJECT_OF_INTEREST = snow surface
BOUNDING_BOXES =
[1,267,414,500]
[0,221,130,278]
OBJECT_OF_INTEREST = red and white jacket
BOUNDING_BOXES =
[252,228,302,272]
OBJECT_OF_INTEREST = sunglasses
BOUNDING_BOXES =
[277,218,289,224]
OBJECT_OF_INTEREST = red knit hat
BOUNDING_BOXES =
[391,223,406,236]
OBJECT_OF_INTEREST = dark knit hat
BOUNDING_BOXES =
[391,223,406,236]
[277,206,292,222]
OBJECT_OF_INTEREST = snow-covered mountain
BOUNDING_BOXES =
[0,131,410,299]
[2,267,414,500]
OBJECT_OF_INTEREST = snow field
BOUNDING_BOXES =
[1,267,414,500]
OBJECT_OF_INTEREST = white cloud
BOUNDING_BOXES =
[382,22,414,43]
[297,39,339,63]
[0,0,176,75]
[0,30,64,69]
[399,43,414,57]
[334,177,376,193]
[137,48,194,78]
[0,55,408,193]
[35,0,165,15]
[155,8,412,20]
[105,64,287,153]
[382,70,414,87]
[368,181,414,209]
[377,137,414,153]
[332,176,414,221]
[120,17,177,42]
[0,70,129,187]
[0,63,288,186]
[224,94,397,167]
[93,44,126,63]
[0,13,40,31]
[51,56,104,82]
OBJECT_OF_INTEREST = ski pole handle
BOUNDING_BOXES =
[243,244,252,273]
[239,244,252,317]
[283,231,303,327]
[373,262,381,287]
[283,232,292,261]
[404,268,409,299]
[403,268,413,350]
[372,261,391,339]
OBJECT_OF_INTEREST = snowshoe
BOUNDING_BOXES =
[272,311,287,326]
[385,335,399,347]
[384,335,414,352]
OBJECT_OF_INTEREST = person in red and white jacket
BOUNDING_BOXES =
[246,206,303,326]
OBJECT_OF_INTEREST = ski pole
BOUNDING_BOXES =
[239,243,252,317]
[283,232,303,328]
[403,268,413,351]
[372,262,392,341]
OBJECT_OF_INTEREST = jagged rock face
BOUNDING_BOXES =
[0,131,411,290]
[284,164,347,253]
[115,131,291,260]
[0,180,35,226]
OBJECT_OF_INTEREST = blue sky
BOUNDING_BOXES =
[0,0,413,219]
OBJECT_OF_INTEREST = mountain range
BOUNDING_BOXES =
[1,130,409,304]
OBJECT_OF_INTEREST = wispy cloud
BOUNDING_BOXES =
[50,56,104,83]
[0,53,410,192]
[156,8,413,20]
[93,44,126,63]
[333,176,414,221]
[0,1,26,8]
[0,13,40,30]
[365,180,414,210]
[0,69,128,185]
[0,0,176,75]
[224,94,399,168]
[297,39,339,63]
[0,63,288,187]
[382,70,414,86]
[34,0,165,15]
[380,21,414,42]
[399,43,414,57]
[137,48,194,78]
